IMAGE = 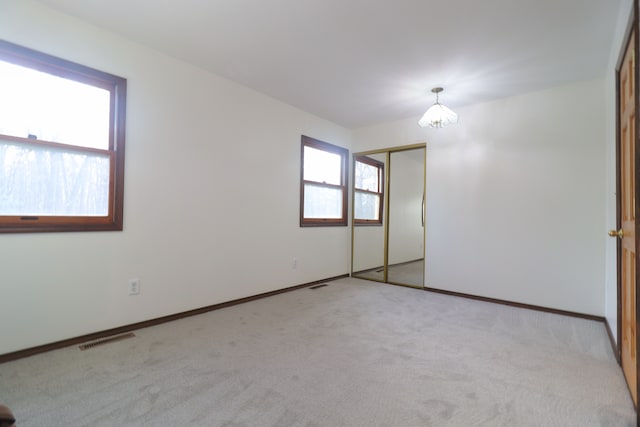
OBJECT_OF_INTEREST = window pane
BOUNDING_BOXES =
[0,140,110,216]
[0,60,110,150]
[355,191,380,220]
[304,146,342,185]
[355,161,380,192]
[303,184,343,218]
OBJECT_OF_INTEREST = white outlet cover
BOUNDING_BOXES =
[128,279,140,295]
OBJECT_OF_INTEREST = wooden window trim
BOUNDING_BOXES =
[0,40,126,233]
[300,135,348,227]
[354,155,384,226]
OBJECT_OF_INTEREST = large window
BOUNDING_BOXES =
[354,155,384,225]
[300,135,348,226]
[0,40,126,233]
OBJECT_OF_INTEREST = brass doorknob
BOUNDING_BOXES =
[608,229,624,239]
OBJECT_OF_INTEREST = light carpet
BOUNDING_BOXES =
[0,277,635,426]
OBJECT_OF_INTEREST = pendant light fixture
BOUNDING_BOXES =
[418,87,458,128]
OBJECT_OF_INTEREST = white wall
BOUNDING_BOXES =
[0,1,352,355]
[604,0,634,344]
[354,79,607,315]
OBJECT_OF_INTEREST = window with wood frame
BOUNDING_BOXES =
[0,40,127,233]
[354,155,384,225]
[300,135,348,226]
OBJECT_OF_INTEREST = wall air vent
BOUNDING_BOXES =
[78,332,136,351]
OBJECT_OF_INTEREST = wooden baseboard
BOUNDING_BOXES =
[0,274,349,364]
[422,286,605,322]
[604,318,621,364]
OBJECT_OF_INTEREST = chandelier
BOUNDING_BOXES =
[418,87,458,128]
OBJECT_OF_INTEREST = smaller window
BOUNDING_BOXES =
[300,135,348,226]
[354,156,384,225]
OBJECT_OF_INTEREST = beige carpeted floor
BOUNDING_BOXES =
[0,278,635,426]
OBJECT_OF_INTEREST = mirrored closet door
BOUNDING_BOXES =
[351,144,425,288]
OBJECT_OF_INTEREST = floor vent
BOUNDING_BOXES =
[78,332,135,351]
[309,284,329,289]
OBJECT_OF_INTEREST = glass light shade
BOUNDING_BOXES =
[418,102,458,128]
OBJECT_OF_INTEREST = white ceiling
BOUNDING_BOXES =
[36,0,625,129]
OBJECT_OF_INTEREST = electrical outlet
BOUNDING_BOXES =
[128,279,140,295]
